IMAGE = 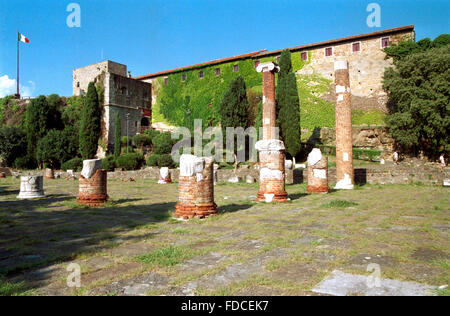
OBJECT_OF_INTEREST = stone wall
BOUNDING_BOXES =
[10,164,449,186]
[319,126,395,154]
[298,31,413,112]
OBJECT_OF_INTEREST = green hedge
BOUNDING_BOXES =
[146,154,159,167]
[318,145,381,162]
[102,155,116,171]
[61,157,83,171]
[115,153,145,170]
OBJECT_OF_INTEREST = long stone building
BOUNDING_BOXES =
[73,25,414,154]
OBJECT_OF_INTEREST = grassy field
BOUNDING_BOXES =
[0,177,448,296]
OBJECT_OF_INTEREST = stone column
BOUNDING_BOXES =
[306,148,329,194]
[174,154,217,219]
[255,62,288,202]
[45,168,55,179]
[77,159,108,206]
[17,176,45,199]
[334,60,354,189]
[158,167,172,184]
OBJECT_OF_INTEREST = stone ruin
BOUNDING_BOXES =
[255,61,288,202]
[45,168,55,179]
[306,148,329,194]
[334,60,354,190]
[158,167,172,184]
[174,154,217,220]
[17,176,45,199]
[77,159,108,206]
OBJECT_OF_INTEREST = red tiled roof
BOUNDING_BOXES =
[133,50,267,80]
[135,25,414,80]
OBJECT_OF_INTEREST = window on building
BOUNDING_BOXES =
[352,42,361,53]
[164,77,168,85]
[77,82,80,88]
[254,60,260,68]
[325,47,333,57]
[233,65,239,72]
[181,74,186,82]
[121,87,127,95]
[381,37,390,48]
[198,70,204,79]
[301,52,308,61]
[135,121,138,128]
[215,68,221,76]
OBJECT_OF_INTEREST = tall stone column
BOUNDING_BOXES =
[255,62,288,202]
[334,60,354,189]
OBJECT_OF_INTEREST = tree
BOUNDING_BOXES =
[383,45,450,157]
[36,127,79,168]
[79,82,102,160]
[276,49,301,164]
[25,95,54,161]
[114,111,121,159]
[219,76,250,165]
[0,126,27,166]
[384,34,450,63]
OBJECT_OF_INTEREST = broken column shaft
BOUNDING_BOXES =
[334,60,354,190]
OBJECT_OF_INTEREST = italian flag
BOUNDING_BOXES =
[18,33,29,43]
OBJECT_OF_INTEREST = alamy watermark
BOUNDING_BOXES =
[366,3,381,28]
[170,119,279,163]
[66,3,81,28]
[66,263,81,288]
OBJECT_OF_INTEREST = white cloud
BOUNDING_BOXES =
[0,75,16,97]
[0,75,36,98]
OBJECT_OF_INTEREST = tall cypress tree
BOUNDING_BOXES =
[114,111,121,159]
[79,82,102,160]
[276,49,301,163]
[219,76,250,164]
[25,95,53,161]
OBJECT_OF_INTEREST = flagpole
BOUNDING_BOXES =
[17,31,20,99]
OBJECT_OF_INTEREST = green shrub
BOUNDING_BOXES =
[153,132,173,155]
[133,134,152,147]
[102,155,116,171]
[14,155,37,170]
[157,154,174,168]
[318,145,381,162]
[146,154,160,167]
[115,153,144,170]
[144,129,161,140]
[61,158,83,171]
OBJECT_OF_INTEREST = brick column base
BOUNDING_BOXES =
[255,139,288,203]
[77,169,108,207]
[174,155,217,220]
[306,149,329,194]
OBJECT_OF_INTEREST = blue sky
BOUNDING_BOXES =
[0,0,448,97]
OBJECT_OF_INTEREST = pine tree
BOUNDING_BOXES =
[276,50,301,163]
[114,111,121,159]
[79,82,102,160]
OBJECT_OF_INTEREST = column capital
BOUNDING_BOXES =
[256,62,280,73]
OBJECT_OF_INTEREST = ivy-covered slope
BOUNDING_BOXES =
[152,51,386,137]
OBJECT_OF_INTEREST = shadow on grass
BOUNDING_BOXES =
[289,193,308,201]
[0,197,178,293]
[217,203,253,214]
